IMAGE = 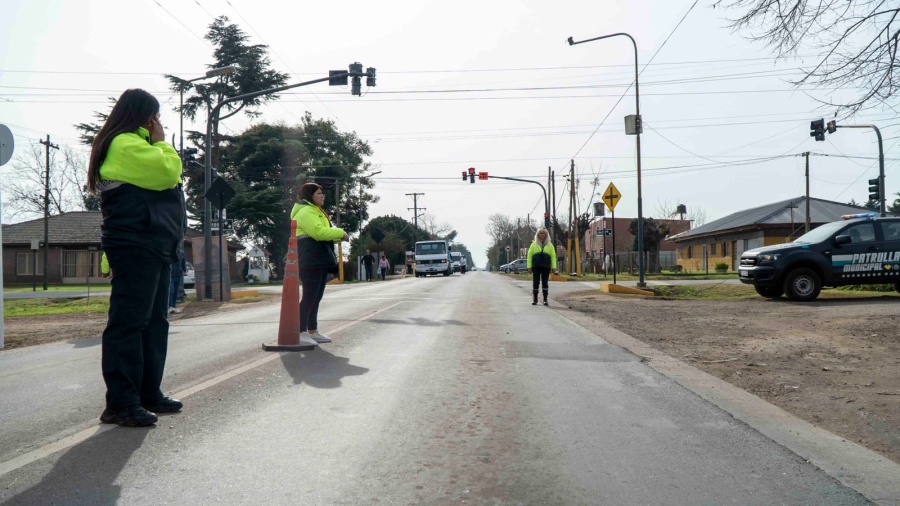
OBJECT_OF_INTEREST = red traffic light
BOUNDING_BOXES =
[462,171,467,181]
[468,167,476,175]
[544,212,549,218]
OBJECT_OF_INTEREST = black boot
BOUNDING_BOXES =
[542,291,549,306]
[532,290,538,305]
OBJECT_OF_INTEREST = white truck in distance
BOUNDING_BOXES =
[414,240,453,277]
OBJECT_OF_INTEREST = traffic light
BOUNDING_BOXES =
[868,177,882,203]
[544,212,550,228]
[468,167,475,184]
[826,120,837,134]
[810,119,825,141]
[366,67,377,87]
[462,171,467,182]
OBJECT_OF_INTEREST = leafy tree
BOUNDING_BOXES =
[629,217,671,273]
[714,0,900,112]
[889,192,900,214]
[352,215,429,266]
[219,117,375,277]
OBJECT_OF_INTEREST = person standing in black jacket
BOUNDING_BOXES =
[87,89,185,427]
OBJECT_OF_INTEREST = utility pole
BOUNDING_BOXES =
[804,152,810,233]
[406,193,424,244]
[39,135,58,290]
[335,180,344,282]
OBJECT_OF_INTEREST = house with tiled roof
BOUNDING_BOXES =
[666,197,891,271]
[2,211,242,285]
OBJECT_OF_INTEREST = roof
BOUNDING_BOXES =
[668,197,884,241]
[1,211,102,245]
[2,211,242,250]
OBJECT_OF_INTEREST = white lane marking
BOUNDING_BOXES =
[0,301,405,478]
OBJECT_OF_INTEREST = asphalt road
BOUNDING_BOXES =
[0,272,880,504]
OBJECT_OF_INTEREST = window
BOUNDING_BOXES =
[62,250,101,277]
[710,242,717,256]
[880,222,900,241]
[723,242,729,256]
[16,252,44,276]
[686,246,693,259]
[844,223,875,243]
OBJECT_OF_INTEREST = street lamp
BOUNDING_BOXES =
[174,65,238,163]
[201,63,376,300]
[568,33,646,287]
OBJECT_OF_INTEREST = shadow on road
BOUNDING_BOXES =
[69,336,101,349]
[279,349,368,389]
[4,427,149,505]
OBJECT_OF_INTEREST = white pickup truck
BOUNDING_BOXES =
[414,240,453,277]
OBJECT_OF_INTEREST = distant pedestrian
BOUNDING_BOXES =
[292,182,348,345]
[459,255,467,274]
[362,250,375,281]
[87,88,185,427]
[527,228,557,306]
[378,255,390,281]
[168,250,186,315]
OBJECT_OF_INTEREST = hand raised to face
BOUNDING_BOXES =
[147,113,165,144]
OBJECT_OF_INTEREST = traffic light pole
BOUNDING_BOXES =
[836,124,885,217]
[202,66,374,299]
[487,175,550,228]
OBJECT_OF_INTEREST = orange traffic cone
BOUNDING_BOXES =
[263,220,316,351]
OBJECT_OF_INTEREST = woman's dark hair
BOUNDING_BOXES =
[87,89,160,192]
[299,183,323,204]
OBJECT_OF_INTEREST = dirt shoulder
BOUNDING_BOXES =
[1,296,279,350]
[557,289,900,465]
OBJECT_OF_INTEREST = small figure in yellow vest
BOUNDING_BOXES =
[100,252,111,277]
[527,228,557,306]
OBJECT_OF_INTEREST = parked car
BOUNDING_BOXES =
[183,262,195,288]
[738,213,900,301]
[502,258,527,274]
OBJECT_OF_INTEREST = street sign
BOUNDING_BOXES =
[211,219,234,232]
[0,124,14,166]
[478,172,488,180]
[371,228,385,244]
[595,229,612,236]
[602,182,621,212]
[205,177,236,210]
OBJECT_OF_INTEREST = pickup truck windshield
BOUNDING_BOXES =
[416,242,446,255]
[793,220,850,244]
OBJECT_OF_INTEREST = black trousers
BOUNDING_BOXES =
[380,267,387,280]
[102,247,171,410]
[299,267,328,332]
[532,267,550,294]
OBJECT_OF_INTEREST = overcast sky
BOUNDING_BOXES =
[2,0,897,267]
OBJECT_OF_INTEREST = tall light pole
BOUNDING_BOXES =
[202,63,376,299]
[174,65,238,164]
[568,33,646,287]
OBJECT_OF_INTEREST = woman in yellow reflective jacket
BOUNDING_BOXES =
[290,182,348,346]
[527,228,557,306]
[87,88,184,428]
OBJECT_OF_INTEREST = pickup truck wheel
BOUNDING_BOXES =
[754,285,783,298]
[783,268,821,301]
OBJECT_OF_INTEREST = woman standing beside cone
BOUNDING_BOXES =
[291,183,348,345]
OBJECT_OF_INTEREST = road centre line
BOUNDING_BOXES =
[0,301,406,479]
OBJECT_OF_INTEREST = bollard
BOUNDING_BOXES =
[263,220,316,351]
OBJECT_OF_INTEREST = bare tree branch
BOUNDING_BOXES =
[715,0,900,113]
